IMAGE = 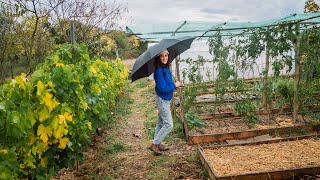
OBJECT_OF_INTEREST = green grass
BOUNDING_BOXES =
[145,156,178,179]
[186,153,201,163]
[133,78,148,89]
[114,82,134,117]
[114,77,207,179]
[103,142,127,156]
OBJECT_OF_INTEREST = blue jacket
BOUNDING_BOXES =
[154,66,176,100]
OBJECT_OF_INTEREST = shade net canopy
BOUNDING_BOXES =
[126,12,320,41]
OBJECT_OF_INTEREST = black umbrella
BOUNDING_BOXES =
[131,36,195,82]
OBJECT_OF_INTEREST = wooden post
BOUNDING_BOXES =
[262,45,270,108]
[293,23,301,121]
[169,65,175,118]
[175,56,189,136]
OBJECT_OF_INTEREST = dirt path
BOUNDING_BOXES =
[54,59,206,179]
[103,87,157,179]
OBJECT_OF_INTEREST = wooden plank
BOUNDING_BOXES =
[196,89,251,96]
[204,134,319,149]
[188,124,320,145]
[199,106,320,120]
[199,107,292,120]
[198,135,320,180]
[200,112,234,120]
[217,167,320,180]
[195,89,252,101]
[225,134,274,145]
[197,146,219,180]
[195,94,258,104]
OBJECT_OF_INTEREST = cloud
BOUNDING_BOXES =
[122,0,307,27]
[198,0,305,22]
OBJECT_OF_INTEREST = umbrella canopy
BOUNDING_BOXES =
[131,36,195,82]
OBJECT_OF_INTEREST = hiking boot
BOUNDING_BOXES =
[149,144,162,155]
[158,143,169,151]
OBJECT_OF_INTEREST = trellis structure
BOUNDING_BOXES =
[127,12,320,179]
[127,12,320,123]
[126,13,320,41]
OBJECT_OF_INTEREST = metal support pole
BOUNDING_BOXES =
[293,23,301,121]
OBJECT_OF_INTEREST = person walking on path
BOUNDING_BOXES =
[149,49,183,155]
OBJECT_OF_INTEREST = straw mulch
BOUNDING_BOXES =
[203,139,320,176]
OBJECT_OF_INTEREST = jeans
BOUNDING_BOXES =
[153,95,173,145]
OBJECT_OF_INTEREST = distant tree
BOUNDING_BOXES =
[0,0,128,82]
[48,0,128,44]
[0,0,62,78]
[0,7,13,79]
[123,35,148,59]
[304,0,320,13]
[95,31,147,60]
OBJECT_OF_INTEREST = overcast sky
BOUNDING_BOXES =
[121,0,308,27]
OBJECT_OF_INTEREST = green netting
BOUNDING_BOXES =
[126,12,320,41]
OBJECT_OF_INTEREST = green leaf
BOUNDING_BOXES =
[28,108,36,126]
[11,111,21,124]
[31,69,44,83]
[0,102,5,111]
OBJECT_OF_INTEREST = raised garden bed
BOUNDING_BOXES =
[187,111,320,144]
[197,135,320,180]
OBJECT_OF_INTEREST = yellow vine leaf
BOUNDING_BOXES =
[32,141,49,156]
[85,121,92,130]
[97,74,105,80]
[43,93,52,107]
[42,92,60,112]
[80,100,89,110]
[58,137,69,149]
[89,65,97,74]
[38,107,49,122]
[24,155,36,169]
[27,135,36,145]
[90,83,101,94]
[37,81,44,96]
[31,145,37,156]
[51,116,59,130]
[64,112,72,122]
[40,157,48,167]
[58,115,66,125]
[47,81,54,89]
[52,139,58,144]
[37,124,52,143]
[54,126,68,139]
[52,54,59,63]
[55,63,65,67]
[16,75,26,91]
[0,149,8,154]
[120,68,129,79]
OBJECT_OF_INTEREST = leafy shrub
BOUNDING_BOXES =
[185,112,206,130]
[234,98,258,125]
[275,78,294,107]
[0,43,129,178]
